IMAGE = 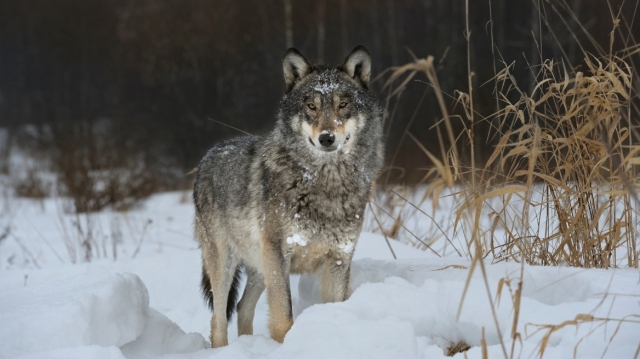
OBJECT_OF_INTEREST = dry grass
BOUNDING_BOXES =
[446,340,471,356]
[367,2,640,357]
[489,55,637,268]
[376,52,639,269]
[526,313,640,358]
[11,168,51,199]
[376,24,639,272]
[370,51,640,351]
[54,206,154,263]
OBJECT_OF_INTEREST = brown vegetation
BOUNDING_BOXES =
[370,2,640,356]
[378,1,639,270]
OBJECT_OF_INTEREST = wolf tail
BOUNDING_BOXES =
[201,265,243,321]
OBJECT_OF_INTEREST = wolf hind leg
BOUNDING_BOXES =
[202,241,239,348]
[236,266,266,336]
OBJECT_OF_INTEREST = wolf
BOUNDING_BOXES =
[193,46,384,348]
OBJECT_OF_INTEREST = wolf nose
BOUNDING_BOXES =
[318,133,335,147]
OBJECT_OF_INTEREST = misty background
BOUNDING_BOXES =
[0,0,637,211]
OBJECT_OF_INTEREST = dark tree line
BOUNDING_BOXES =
[0,0,637,185]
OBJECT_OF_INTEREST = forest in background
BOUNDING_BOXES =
[0,0,638,198]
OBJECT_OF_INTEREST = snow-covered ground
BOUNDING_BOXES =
[0,192,639,358]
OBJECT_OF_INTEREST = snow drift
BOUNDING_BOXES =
[1,192,638,358]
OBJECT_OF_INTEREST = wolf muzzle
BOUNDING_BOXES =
[318,132,335,147]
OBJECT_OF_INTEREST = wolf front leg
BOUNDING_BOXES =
[319,253,353,303]
[202,241,239,348]
[260,238,294,343]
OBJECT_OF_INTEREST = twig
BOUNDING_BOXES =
[208,118,255,137]
[389,189,460,256]
[131,219,152,259]
[10,233,41,269]
[367,202,397,260]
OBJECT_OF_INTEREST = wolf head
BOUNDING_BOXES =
[276,46,382,160]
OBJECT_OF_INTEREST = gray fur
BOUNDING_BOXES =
[193,46,384,347]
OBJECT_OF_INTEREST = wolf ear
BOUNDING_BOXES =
[341,46,371,88]
[283,48,312,90]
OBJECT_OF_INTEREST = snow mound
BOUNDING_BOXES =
[273,306,417,359]
[1,191,639,359]
[213,335,280,358]
[292,257,640,358]
[0,269,148,358]
[120,308,206,358]
[14,346,126,359]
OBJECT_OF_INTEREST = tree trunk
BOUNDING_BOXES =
[317,0,325,63]
[284,0,293,48]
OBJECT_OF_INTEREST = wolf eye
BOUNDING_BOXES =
[339,101,348,108]
[307,103,316,110]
